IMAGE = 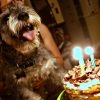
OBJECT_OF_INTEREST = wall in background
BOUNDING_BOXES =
[80,0,100,46]
[58,0,91,47]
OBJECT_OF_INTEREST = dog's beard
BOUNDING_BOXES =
[15,36,40,55]
[1,33,40,55]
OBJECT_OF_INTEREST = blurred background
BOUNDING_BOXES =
[24,0,100,68]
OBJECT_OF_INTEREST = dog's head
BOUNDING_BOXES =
[0,3,41,55]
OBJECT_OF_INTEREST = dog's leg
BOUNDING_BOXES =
[40,58,65,85]
[40,59,56,79]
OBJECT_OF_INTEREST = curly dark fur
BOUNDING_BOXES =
[0,3,65,100]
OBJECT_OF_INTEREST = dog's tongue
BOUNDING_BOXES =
[23,30,36,41]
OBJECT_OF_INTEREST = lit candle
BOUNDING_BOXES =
[84,47,95,67]
[73,47,85,75]
[73,47,84,66]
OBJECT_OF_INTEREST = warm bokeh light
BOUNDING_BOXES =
[73,46,83,60]
[84,47,94,55]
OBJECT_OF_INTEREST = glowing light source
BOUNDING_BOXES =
[84,47,95,67]
[73,47,84,66]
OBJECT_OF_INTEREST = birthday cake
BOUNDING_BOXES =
[63,59,100,100]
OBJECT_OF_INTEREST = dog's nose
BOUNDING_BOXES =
[18,12,29,21]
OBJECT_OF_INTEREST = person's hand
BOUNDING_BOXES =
[13,0,24,5]
[0,0,24,12]
[0,0,11,8]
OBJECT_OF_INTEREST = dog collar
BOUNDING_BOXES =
[16,59,36,68]
[1,41,38,69]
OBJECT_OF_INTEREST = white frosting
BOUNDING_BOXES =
[63,78,100,90]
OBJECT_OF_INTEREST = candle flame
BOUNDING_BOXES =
[84,47,94,55]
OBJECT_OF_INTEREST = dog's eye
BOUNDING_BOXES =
[3,14,9,22]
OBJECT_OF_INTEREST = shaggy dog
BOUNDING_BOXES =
[0,3,65,100]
